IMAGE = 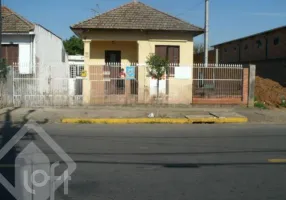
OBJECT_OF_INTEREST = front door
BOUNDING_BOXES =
[105,50,121,63]
[104,51,123,94]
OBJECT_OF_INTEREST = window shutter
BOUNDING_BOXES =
[2,44,19,66]
[155,46,167,59]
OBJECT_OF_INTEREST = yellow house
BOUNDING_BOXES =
[71,1,204,105]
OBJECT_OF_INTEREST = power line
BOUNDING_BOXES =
[176,0,205,17]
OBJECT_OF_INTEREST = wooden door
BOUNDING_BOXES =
[2,44,19,66]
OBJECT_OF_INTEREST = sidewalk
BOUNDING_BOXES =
[0,106,286,124]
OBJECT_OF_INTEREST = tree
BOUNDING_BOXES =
[0,60,9,80]
[63,36,84,55]
[146,54,169,103]
[194,43,204,54]
[0,59,9,107]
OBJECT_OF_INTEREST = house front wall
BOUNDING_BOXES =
[84,30,193,64]
[2,34,35,72]
[90,41,138,64]
[82,30,194,105]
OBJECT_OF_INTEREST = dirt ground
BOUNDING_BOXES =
[255,76,286,107]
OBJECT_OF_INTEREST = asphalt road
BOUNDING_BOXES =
[1,124,286,200]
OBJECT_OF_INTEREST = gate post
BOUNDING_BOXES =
[248,64,256,107]
[242,64,256,107]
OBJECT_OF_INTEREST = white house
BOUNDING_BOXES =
[2,6,68,74]
[2,6,72,106]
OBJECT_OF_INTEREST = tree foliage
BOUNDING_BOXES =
[63,35,84,55]
[146,54,169,80]
[146,54,169,102]
[194,43,204,54]
[0,59,9,81]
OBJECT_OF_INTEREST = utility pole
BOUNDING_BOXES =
[204,0,209,67]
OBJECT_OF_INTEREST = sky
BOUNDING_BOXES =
[4,0,286,45]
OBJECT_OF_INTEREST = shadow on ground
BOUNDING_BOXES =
[0,108,48,200]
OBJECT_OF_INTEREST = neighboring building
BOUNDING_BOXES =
[194,26,286,86]
[213,25,286,63]
[194,49,216,63]
[2,6,68,74]
[71,1,204,104]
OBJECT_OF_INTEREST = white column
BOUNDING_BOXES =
[83,40,91,105]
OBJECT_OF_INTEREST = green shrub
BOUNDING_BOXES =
[280,96,286,108]
[280,100,286,108]
[254,101,267,109]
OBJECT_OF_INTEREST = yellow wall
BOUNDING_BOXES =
[90,41,138,64]
[83,30,195,104]
[84,30,194,65]
[137,40,193,64]
[83,30,194,42]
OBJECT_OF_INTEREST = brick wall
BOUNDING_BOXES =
[242,67,249,104]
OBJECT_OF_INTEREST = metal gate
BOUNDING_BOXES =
[193,64,244,99]
[89,63,138,104]
[12,64,83,107]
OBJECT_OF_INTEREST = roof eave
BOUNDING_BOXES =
[71,27,204,33]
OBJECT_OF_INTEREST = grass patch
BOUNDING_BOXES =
[280,98,286,108]
[254,101,267,109]
[280,101,286,108]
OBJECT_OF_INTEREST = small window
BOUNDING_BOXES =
[274,37,280,45]
[224,48,227,53]
[244,44,248,50]
[256,40,262,48]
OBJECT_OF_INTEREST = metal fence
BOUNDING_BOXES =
[0,62,246,107]
[6,63,83,107]
[88,63,193,105]
[89,63,139,104]
[193,64,244,99]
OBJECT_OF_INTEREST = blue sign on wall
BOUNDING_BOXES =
[126,66,135,80]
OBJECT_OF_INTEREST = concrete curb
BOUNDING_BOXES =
[61,117,248,124]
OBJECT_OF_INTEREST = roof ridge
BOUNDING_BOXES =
[137,2,203,30]
[71,1,204,33]
[71,1,137,28]
[2,6,34,30]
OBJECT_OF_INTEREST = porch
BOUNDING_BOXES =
[82,38,193,105]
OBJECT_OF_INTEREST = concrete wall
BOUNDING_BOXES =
[34,25,69,96]
[34,25,68,66]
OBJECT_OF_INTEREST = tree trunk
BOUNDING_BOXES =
[156,79,159,104]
